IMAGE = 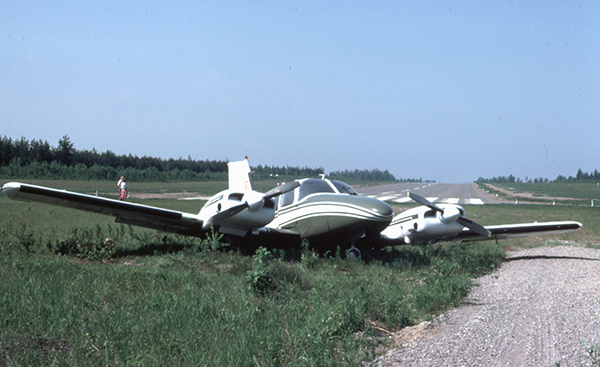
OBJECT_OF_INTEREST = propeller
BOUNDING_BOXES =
[456,217,490,238]
[408,192,491,237]
[205,202,250,227]
[409,192,444,212]
[204,181,300,228]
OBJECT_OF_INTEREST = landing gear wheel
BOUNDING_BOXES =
[346,246,361,260]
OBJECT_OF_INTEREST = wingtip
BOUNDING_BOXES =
[1,182,22,197]
[2,181,21,189]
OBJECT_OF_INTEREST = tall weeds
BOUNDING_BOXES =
[0,195,511,365]
[0,233,505,366]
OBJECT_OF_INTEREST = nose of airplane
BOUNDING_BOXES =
[356,195,394,221]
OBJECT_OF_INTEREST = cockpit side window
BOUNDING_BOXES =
[331,180,358,195]
[298,179,335,201]
[281,190,295,207]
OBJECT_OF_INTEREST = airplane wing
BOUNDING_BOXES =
[379,220,582,247]
[454,221,583,242]
[1,182,206,237]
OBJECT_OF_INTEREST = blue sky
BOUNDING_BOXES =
[2,1,599,183]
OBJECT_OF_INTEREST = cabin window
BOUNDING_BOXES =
[424,210,436,218]
[228,193,243,201]
[298,179,335,201]
[331,180,358,195]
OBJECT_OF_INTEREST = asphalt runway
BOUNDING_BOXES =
[356,182,503,205]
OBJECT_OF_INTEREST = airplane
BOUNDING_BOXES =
[1,157,582,258]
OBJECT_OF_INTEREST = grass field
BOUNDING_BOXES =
[0,179,231,198]
[1,180,597,366]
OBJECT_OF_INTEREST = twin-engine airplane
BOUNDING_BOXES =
[1,157,582,257]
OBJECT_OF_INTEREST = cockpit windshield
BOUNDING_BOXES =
[298,179,335,201]
[296,179,358,201]
[331,180,358,195]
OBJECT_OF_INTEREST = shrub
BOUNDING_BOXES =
[246,247,276,295]
[50,227,116,261]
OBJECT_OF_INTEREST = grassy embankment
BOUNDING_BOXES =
[0,180,596,366]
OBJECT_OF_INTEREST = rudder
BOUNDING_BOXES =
[228,156,254,191]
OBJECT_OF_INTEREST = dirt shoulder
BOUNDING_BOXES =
[376,245,600,367]
[471,183,504,203]
[482,183,580,203]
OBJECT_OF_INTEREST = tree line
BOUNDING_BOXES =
[250,164,325,180]
[0,135,399,182]
[0,135,229,182]
[328,168,405,182]
[476,168,600,184]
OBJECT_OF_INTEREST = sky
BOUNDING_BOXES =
[1,1,599,183]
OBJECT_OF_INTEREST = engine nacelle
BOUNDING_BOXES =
[218,205,276,234]
[439,205,460,224]
[382,204,466,245]
[199,189,277,236]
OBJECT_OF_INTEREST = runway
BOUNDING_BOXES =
[356,182,503,205]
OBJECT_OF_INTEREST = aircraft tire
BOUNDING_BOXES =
[346,246,361,260]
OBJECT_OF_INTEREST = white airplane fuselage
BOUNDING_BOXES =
[268,179,394,246]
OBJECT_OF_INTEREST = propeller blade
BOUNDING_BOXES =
[408,192,444,213]
[205,202,249,227]
[457,217,491,237]
[264,181,300,200]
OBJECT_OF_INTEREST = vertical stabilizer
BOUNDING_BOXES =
[228,156,254,191]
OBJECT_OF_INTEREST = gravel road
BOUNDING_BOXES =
[376,246,600,367]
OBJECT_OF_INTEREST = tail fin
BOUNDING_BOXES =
[228,156,254,191]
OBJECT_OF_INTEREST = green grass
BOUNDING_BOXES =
[0,179,303,198]
[0,181,597,365]
[0,244,506,366]
[0,179,229,197]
